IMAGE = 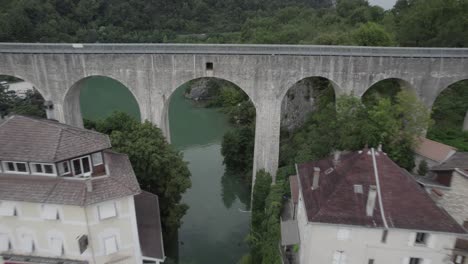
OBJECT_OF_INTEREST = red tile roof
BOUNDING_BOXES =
[414,137,456,163]
[297,149,465,234]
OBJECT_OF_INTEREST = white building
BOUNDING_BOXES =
[0,115,165,264]
[289,148,466,264]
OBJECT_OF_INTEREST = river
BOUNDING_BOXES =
[80,77,251,264]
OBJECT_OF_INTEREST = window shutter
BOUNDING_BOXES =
[50,237,63,256]
[0,234,10,251]
[0,202,16,216]
[21,235,34,253]
[423,259,432,264]
[341,252,347,264]
[41,205,59,220]
[332,251,340,264]
[408,233,416,246]
[427,234,436,248]
[104,236,118,255]
[401,257,409,264]
[92,152,103,165]
[98,203,117,220]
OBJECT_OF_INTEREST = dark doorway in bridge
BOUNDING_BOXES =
[362,78,412,107]
[279,76,337,167]
[427,79,468,151]
[66,76,141,128]
[167,77,253,264]
[0,74,46,120]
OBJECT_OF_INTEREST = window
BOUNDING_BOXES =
[92,152,103,166]
[368,260,374,264]
[332,251,346,264]
[381,230,388,243]
[0,201,17,216]
[104,236,118,255]
[415,232,428,245]
[409,258,421,264]
[72,156,92,176]
[30,163,56,175]
[50,237,64,256]
[78,235,88,254]
[98,203,117,220]
[206,62,213,71]
[337,228,350,241]
[455,255,465,264]
[41,205,59,220]
[58,161,70,176]
[0,234,11,251]
[2,161,28,174]
[21,234,34,253]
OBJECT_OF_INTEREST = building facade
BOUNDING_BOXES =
[0,115,165,264]
[291,148,466,264]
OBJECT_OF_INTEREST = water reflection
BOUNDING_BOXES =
[168,84,251,264]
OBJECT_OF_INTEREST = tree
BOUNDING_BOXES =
[92,112,192,233]
[351,22,395,46]
[417,160,428,176]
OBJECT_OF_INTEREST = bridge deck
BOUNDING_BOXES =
[0,43,468,58]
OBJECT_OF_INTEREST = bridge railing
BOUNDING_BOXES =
[1,43,468,58]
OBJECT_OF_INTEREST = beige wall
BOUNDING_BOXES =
[297,191,457,264]
[0,195,143,264]
[435,170,468,225]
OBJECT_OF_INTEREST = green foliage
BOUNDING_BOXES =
[418,160,429,176]
[249,170,283,264]
[221,126,255,178]
[281,88,431,170]
[351,22,395,46]
[427,81,468,151]
[0,85,46,118]
[89,112,191,233]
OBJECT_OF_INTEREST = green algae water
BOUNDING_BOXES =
[79,76,141,121]
[168,85,251,264]
[79,77,251,264]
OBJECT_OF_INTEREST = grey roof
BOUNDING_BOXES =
[0,115,111,162]
[432,152,468,171]
[135,191,165,260]
[0,151,141,206]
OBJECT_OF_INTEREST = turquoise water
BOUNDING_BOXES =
[168,85,251,264]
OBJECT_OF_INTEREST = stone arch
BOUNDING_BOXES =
[281,76,342,101]
[361,77,416,99]
[162,76,257,142]
[0,73,47,100]
[63,75,143,128]
[430,78,468,132]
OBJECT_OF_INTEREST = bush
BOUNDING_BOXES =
[418,160,429,176]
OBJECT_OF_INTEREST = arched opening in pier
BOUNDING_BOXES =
[279,76,337,167]
[362,78,414,107]
[64,76,141,128]
[0,74,46,120]
[427,79,468,151]
[166,77,254,264]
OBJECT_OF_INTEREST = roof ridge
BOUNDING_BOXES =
[53,128,66,161]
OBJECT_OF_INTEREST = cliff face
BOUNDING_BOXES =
[280,79,318,131]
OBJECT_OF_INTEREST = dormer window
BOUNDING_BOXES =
[72,156,92,177]
[2,161,28,174]
[58,161,71,176]
[30,163,56,176]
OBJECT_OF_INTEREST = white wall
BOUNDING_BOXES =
[0,196,142,264]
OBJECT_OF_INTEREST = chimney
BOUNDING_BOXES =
[85,180,93,192]
[366,185,377,217]
[333,151,341,167]
[312,167,320,190]
[377,144,382,152]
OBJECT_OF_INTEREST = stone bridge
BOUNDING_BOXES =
[1,43,467,181]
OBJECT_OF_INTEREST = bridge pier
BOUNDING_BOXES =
[252,98,282,183]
